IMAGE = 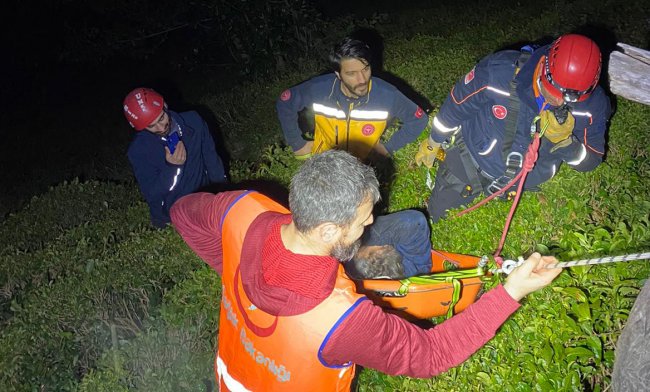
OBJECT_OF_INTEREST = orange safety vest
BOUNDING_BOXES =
[216,191,366,391]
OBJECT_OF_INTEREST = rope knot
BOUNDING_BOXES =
[523,137,540,172]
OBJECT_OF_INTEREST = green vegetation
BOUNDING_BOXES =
[1,0,649,390]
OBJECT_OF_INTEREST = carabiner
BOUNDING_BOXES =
[498,257,525,275]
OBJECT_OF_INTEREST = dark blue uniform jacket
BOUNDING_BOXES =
[431,45,611,189]
[127,110,226,227]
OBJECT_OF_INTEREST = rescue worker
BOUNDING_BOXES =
[276,37,429,162]
[171,150,562,391]
[415,34,611,221]
[124,87,227,228]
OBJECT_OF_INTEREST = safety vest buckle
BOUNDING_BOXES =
[506,152,523,169]
[503,152,523,179]
[487,176,510,196]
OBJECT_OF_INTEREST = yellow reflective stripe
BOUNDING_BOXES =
[313,103,346,119]
[294,152,312,161]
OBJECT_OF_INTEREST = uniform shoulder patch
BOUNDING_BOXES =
[414,106,424,119]
[280,89,291,101]
[464,67,476,84]
[492,105,507,119]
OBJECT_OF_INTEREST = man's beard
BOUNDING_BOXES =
[330,238,362,262]
[342,81,368,98]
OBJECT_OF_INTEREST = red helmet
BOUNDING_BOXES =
[541,34,601,103]
[123,88,165,130]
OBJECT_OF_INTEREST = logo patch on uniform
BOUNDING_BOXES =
[464,67,476,84]
[492,105,507,119]
[414,106,424,119]
[280,89,291,101]
[362,124,375,136]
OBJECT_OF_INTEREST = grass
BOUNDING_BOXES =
[1,0,649,390]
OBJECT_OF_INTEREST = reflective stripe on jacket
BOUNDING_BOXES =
[277,73,428,160]
[429,46,610,189]
[311,80,388,158]
[217,191,363,391]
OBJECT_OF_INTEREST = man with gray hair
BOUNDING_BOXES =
[171,150,561,391]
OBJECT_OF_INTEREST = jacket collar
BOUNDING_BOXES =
[328,75,372,108]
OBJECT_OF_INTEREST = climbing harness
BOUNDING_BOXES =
[495,252,650,275]
[455,115,547,265]
[443,47,548,265]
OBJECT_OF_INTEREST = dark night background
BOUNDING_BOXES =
[1,0,416,219]
[3,0,647,220]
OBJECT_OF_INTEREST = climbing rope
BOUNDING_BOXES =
[497,252,650,275]
[455,116,547,265]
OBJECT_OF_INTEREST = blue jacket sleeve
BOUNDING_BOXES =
[430,61,491,143]
[383,88,429,153]
[190,112,227,183]
[276,80,312,151]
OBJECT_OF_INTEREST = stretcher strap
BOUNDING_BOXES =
[405,267,486,284]
[396,268,485,319]
[446,278,462,319]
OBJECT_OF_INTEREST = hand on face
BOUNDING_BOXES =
[165,140,186,165]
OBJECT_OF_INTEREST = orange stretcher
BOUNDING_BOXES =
[354,250,490,320]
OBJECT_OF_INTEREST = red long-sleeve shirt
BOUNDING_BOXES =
[170,191,521,378]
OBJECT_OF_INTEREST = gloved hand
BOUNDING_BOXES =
[414,137,442,168]
[540,109,575,144]
[294,141,314,160]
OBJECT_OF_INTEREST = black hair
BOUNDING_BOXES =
[329,37,372,72]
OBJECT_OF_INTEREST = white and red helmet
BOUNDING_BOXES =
[123,88,165,130]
